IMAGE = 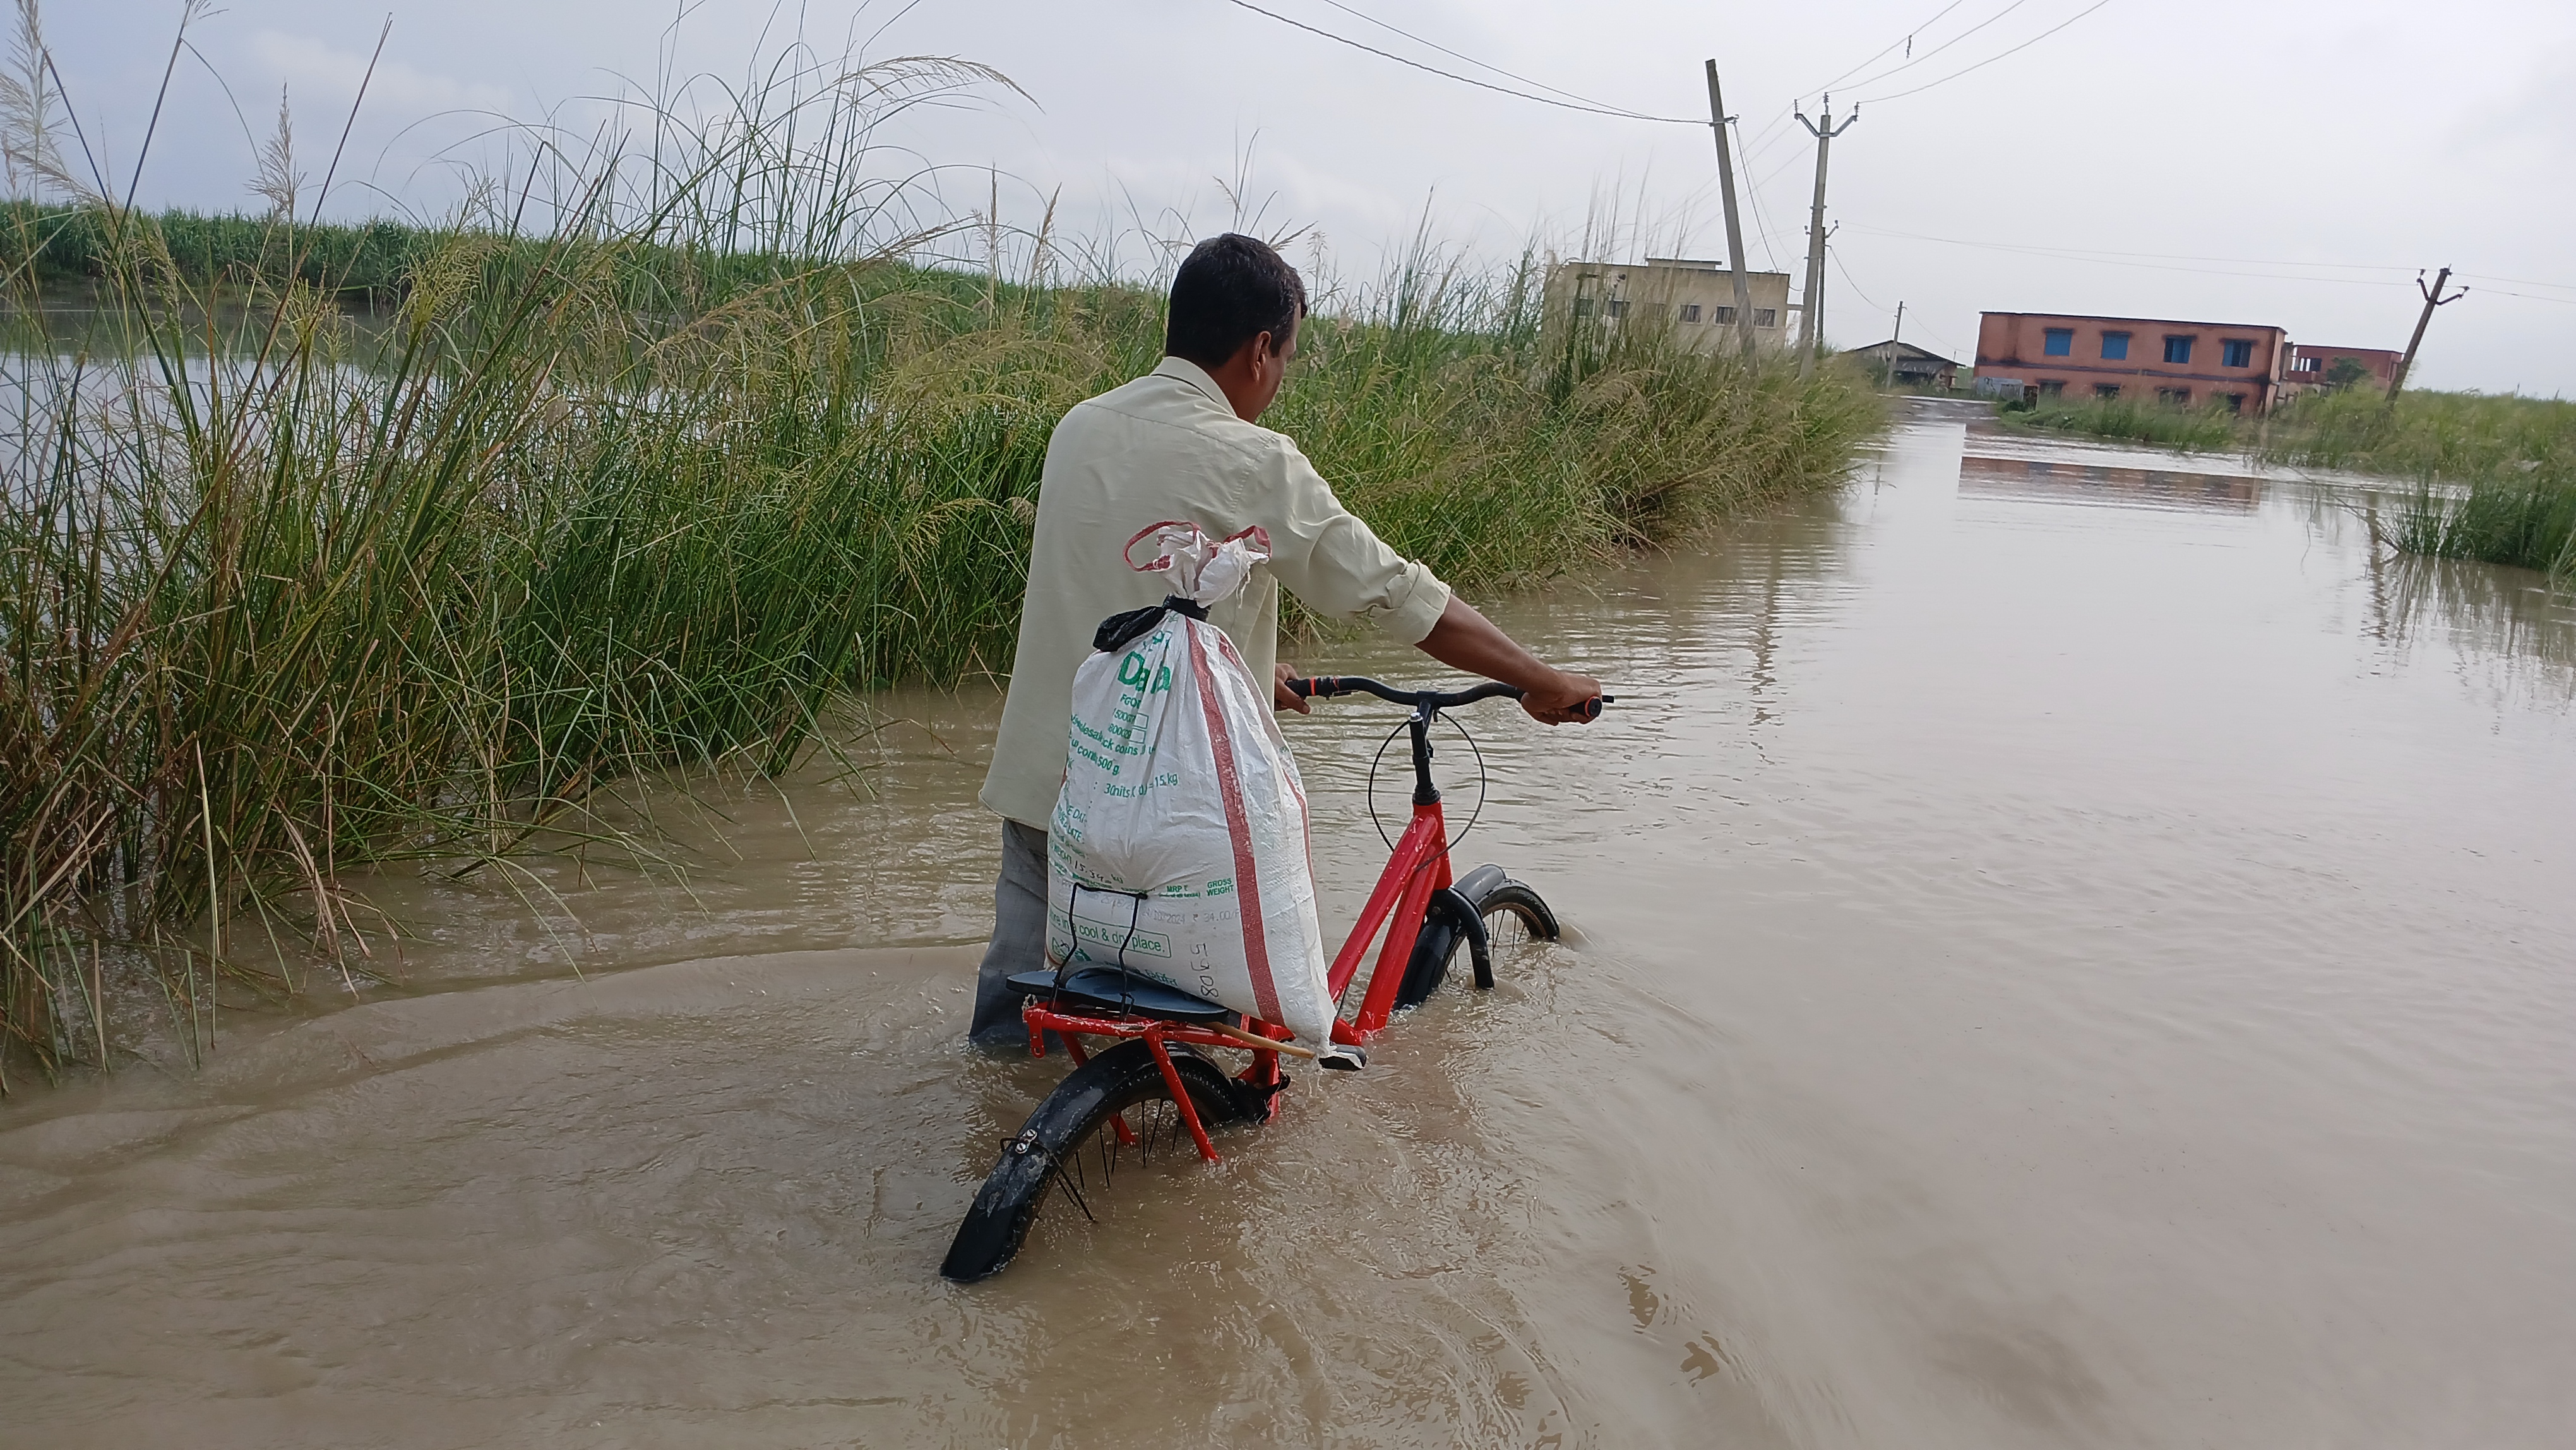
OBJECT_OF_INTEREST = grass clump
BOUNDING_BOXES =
[2000,392,2244,452]
[0,21,1878,1081]
[2262,388,2576,578]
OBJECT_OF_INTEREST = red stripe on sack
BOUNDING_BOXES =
[1217,632,1317,880]
[1191,623,1282,1021]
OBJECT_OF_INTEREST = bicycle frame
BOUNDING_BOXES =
[1020,688,1465,1165]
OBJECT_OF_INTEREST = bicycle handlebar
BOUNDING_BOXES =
[1286,675,1613,720]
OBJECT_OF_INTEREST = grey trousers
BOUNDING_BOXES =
[970,820,1050,1046]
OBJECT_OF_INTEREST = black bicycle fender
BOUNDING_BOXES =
[1426,886,1494,990]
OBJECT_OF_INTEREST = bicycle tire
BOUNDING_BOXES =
[941,1038,1251,1284]
[1395,871,1559,1009]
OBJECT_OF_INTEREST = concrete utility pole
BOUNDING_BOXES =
[2386,266,2467,407]
[1885,299,1905,386]
[1794,97,1859,378]
[1703,60,1758,361]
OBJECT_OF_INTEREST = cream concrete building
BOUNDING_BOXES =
[1544,257,1798,355]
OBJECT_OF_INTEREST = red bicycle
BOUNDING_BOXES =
[941,675,1605,1283]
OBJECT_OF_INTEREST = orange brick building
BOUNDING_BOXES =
[2281,344,2403,398]
[1976,311,2289,413]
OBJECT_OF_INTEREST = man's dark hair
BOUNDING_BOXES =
[1165,233,1307,370]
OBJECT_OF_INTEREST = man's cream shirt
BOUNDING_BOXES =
[979,356,1452,829]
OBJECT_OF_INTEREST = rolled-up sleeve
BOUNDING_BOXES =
[1259,439,1452,644]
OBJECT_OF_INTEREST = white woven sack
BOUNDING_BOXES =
[1045,522,1340,1057]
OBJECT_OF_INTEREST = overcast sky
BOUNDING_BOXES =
[42,0,2576,392]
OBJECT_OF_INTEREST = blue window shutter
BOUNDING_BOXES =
[2043,328,2073,357]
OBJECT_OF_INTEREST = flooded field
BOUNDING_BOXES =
[4,399,2572,1447]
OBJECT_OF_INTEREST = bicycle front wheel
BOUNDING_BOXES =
[1395,867,1560,1009]
[941,1038,1252,1284]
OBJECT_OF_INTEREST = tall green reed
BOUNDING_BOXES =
[2263,388,2576,578]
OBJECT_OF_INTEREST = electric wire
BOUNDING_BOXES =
[2458,272,2576,294]
[1217,0,1702,124]
[1837,0,2036,96]
[1803,0,1975,97]
[1215,1,2550,319]
[1308,0,1611,109]
[1830,245,1890,314]
[1847,0,2117,104]
[1844,0,2040,96]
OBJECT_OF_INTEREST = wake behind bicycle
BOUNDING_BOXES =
[939,675,1609,1284]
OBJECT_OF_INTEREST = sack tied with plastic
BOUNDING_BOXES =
[1046,521,1345,1060]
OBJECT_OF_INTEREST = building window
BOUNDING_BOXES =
[1713,305,1737,324]
[2163,335,2195,364]
[2158,386,2191,406]
[2221,339,2255,368]
[2043,327,2073,356]
[1607,299,1628,319]
[2039,380,2066,397]
[1680,303,1702,323]
[1573,297,1594,318]
[2293,356,2320,373]
[1755,308,1779,327]
[2222,393,2246,413]
[2094,383,2121,398]
[2101,331,2130,360]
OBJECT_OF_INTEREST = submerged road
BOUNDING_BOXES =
[4,400,2572,1446]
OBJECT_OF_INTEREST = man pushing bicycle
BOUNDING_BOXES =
[970,232,1602,1047]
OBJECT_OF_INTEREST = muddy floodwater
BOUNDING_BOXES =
[6,400,2573,1447]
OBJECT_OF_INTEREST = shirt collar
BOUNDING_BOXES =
[1151,355,1232,412]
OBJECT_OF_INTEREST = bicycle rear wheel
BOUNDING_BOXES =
[1395,866,1560,1008]
[941,1038,1253,1284]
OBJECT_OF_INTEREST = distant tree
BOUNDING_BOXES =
[2324,357,2373,390]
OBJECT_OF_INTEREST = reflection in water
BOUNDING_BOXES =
[1957,452,2262,512]
[2367,549,2576,674]
[3,402,2573,1448]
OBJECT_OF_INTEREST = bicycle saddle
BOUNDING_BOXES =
[1006,966,1236,1024]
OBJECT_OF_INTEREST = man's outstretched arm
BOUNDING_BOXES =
[1273,596,1602,724]
[1415,596,1604,724]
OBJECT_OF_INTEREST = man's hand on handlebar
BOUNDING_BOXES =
[1519,668,1606,726]
[1273,662,1310,714]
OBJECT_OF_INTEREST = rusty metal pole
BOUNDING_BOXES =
[1703,61,1758,361]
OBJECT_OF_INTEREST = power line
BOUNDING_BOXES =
[1830,245,1890,311]
[1738,1,1979,171]
[1827,246,1963,358]
[1804,0,1976,97]
[1729,116,1782,271]
[1308,0,1606,109]
[1217,0,1702,124]
[1848,0,2116,105]
[1838,0,2036,97]
[2457,271,2576,294]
